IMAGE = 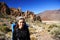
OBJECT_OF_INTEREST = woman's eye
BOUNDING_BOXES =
[20,22,24,23]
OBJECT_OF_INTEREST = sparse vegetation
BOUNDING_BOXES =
[0,26,11,33]
[47,24,60,40]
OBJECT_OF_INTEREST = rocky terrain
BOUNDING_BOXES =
[0,2,60,40]
[0,18,60,40]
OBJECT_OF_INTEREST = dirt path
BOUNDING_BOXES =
[38,31,54,40]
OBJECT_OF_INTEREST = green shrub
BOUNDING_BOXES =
[49,24,57,29]
[3,23,7,26]
[0,26,11,33]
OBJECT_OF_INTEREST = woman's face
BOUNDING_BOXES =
[18,19,25,28]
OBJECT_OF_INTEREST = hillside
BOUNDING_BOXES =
[38,10,60,21]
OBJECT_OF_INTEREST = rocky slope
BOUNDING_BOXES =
[0,18,56,40]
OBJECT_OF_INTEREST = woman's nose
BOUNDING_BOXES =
[21,23,24,25]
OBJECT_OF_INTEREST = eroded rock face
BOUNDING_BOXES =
[10,8,25,17]
[24,10,33,18]
[36,16,42,22]
[24,10,42,22]
[0,2,10,15]
[0,2,42,22]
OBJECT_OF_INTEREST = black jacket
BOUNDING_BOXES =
[13,27,30,40]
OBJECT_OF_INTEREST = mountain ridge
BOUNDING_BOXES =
[38,10,60,21]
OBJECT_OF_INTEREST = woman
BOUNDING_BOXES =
[13,17,30,40]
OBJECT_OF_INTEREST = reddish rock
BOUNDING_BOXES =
[38,10,60,21]
[0,2,10,15]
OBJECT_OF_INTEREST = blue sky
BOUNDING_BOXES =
[0,0,60,14]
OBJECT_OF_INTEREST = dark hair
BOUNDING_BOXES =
[14,18,26,30]
[10,21,14,24]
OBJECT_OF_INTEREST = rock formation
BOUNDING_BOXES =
[0,2,10,18]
